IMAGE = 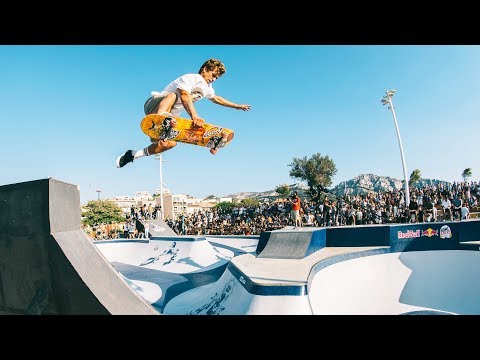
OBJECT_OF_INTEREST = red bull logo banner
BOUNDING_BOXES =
[439,225,452,239]
[397,226,452,240]
[398,230,420,239]
[421,228,439,237]
[391,223,459,252]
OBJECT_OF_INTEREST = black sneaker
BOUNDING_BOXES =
[116,150,134,168]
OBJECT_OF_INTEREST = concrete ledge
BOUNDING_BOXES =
[230,246,388,294]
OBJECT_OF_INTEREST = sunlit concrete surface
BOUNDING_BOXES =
[95,235,480,315]
[119,274,163,305]
[95,236,259,313]
[309,250,480,315]
[97,237,382,314]
[162,264,313,315]
[96,237,234,273]
[3,177,480,315]
[206,236,260,256]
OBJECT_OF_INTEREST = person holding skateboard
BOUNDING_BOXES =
[116,58,251,168]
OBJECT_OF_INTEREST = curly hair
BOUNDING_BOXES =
[198,58,226,77]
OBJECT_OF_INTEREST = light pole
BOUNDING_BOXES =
[381,89,410,207]
[154,154,165,220]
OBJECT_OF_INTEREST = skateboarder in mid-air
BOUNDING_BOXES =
[116,58,251,168]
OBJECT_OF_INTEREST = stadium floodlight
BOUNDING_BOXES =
[381,89,410,207]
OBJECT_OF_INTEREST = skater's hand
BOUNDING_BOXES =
[235,104,251,111]
[210,148,218,155]
[192,116,205,128]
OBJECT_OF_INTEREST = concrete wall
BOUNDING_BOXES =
[0,178,157,315]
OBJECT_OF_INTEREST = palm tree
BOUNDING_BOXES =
[462,168,472,182]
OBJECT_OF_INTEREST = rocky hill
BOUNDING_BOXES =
[226,183,309,203]
[330,174,450,197]
[224,174,451,202]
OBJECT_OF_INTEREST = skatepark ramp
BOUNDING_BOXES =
[145,219,177,237]
[308,249,480,314]
[256,227,326,259]
[0,178,157,315]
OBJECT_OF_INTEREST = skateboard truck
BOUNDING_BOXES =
[210,136,223,151]
[160,117,175,141]
[209,132,229,154]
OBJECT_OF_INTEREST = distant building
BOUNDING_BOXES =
[203,198,218,204]
[109,195,136,214]
[186,195,202,204]
[186,201,216,216]
[108,189,222,221]
[159,193,188,220]
[154,187,171,196]
[109,191,157,215]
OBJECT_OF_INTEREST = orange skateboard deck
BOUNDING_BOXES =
[140,114,235,151]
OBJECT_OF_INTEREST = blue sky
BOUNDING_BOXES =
[1,45,479,204]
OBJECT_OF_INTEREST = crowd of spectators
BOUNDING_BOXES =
[162,181,480,236]
[83,203,163,240]
[86,181,480,239]
[82,222,124,240]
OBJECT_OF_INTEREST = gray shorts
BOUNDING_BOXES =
[144,95,165,115]
[291,209,300,220]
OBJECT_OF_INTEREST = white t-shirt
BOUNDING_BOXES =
[441,199,451,210]
[151,73,215,116]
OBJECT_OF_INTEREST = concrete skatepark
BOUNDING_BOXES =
[2,177,480,315]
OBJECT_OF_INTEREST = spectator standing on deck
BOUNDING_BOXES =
[461,202,470,220]
[290,192,302,228]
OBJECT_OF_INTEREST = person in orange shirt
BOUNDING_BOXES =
[290,192,302,228]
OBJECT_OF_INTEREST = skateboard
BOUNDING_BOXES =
[140,114,235,154]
